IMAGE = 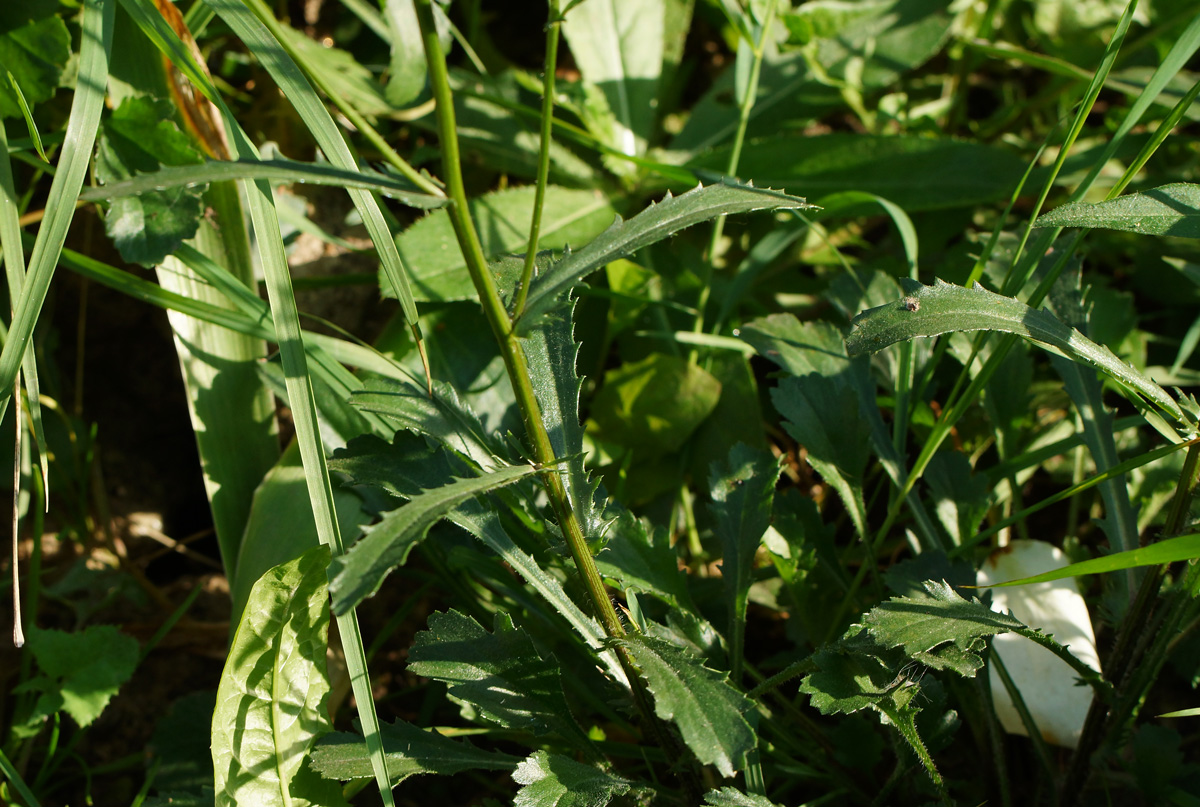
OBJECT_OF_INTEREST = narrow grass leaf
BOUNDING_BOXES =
[310,720,519,783]
[1035,183,1200,237]
[512,751,630,807]
[517,180,813,331]
[82,157,447,208]
[0,0,113,422]
[328,462,539,614]
[618,635,757,777]
[979,532,1200,588]
[6,71,48,162]
[408,611,595,751]
[845,278,1187,427]
[212,546,348,807]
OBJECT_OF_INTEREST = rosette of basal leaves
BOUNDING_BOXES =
[407,610,597,754]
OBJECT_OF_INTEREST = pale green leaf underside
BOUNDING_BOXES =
[81,158,447,208]
[517,181,814,331]
[328,462,539,614]
[1035,182,1200,238]
[212,546,341,807]
[845,278,1187,426]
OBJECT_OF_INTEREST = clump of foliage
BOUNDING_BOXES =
[4,0,1200,806]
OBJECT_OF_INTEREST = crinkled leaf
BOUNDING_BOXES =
[1035,182,1200,238]
[408,611,593,750]
[588,353,722,458]
[512,751,630,807]
[95,96,206,266]
[310,720,519,783]
[388,185,616,302]
[618,636,757,777]
[596,509,692,608]
[799,627,919,716]
[327,460,539,615]
[518,181,813,330]
[0,10,69,119]
[844,278,1186,426]
[704,786,786,807]
[24,625,139,727]
[770,373,870,538]
[863,580,1023,675]
[524,296,605,536]
[82,158,448,209]
[212,546,347,807]
[709,443,782,627]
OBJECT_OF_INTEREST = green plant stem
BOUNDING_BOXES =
[1060,440,1200,805]
[410,8,701,797]
[689,0,778,365]
[511,0,562,318]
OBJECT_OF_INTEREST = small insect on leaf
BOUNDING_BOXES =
[902,296,920,312]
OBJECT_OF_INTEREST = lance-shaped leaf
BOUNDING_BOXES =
[212,546,347,807]
[310,720,519,783]
[328,460,539,614]
[516,181,814,331]
[512,751,630,807]
[618,636,757,777]
[844,278,1187,426]
[407,611,594,751]
[1034,182,1200,238]
[862,581,1023,677]
[709,443,782,678]
[82,157,449,209]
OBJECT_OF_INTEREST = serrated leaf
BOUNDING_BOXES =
[704,786,785,807]
[524,296,605,536]
[327,459,539,615]
[0,10,69,119]
[618,636,757,777]
[709,443,781,647]
[512,751,630,807]
[408,611,594,750]
[596,510,693,608]
[844,278,1187,426]
[83,158,448,209]
[798,627,918,716]
[310,720,519,783]
[388,185,616,302]
[863,580,1023,675]
[517,181,813,330]
[95,96,206,266]
[24,625,139,727]
[1035,182,1200,237]
[212,546,347,807]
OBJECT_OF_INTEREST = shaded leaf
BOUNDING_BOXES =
[689,134,1024,212]
[0,10,69,118]
[95,96,206,266]
[408,611,594,751]
[597,510,692,608]
[212,546,347,807]
[310,720,518,783]
[588,353,722,458]
[844,278,1187,426]
[512,751,630,807]
[799,627,922,716]
[327,457,539,615]
[705,786,785,807]
[517,181,813,330]
[618,636,757,777]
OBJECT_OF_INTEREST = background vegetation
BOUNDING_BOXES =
[3,0,1200,805]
